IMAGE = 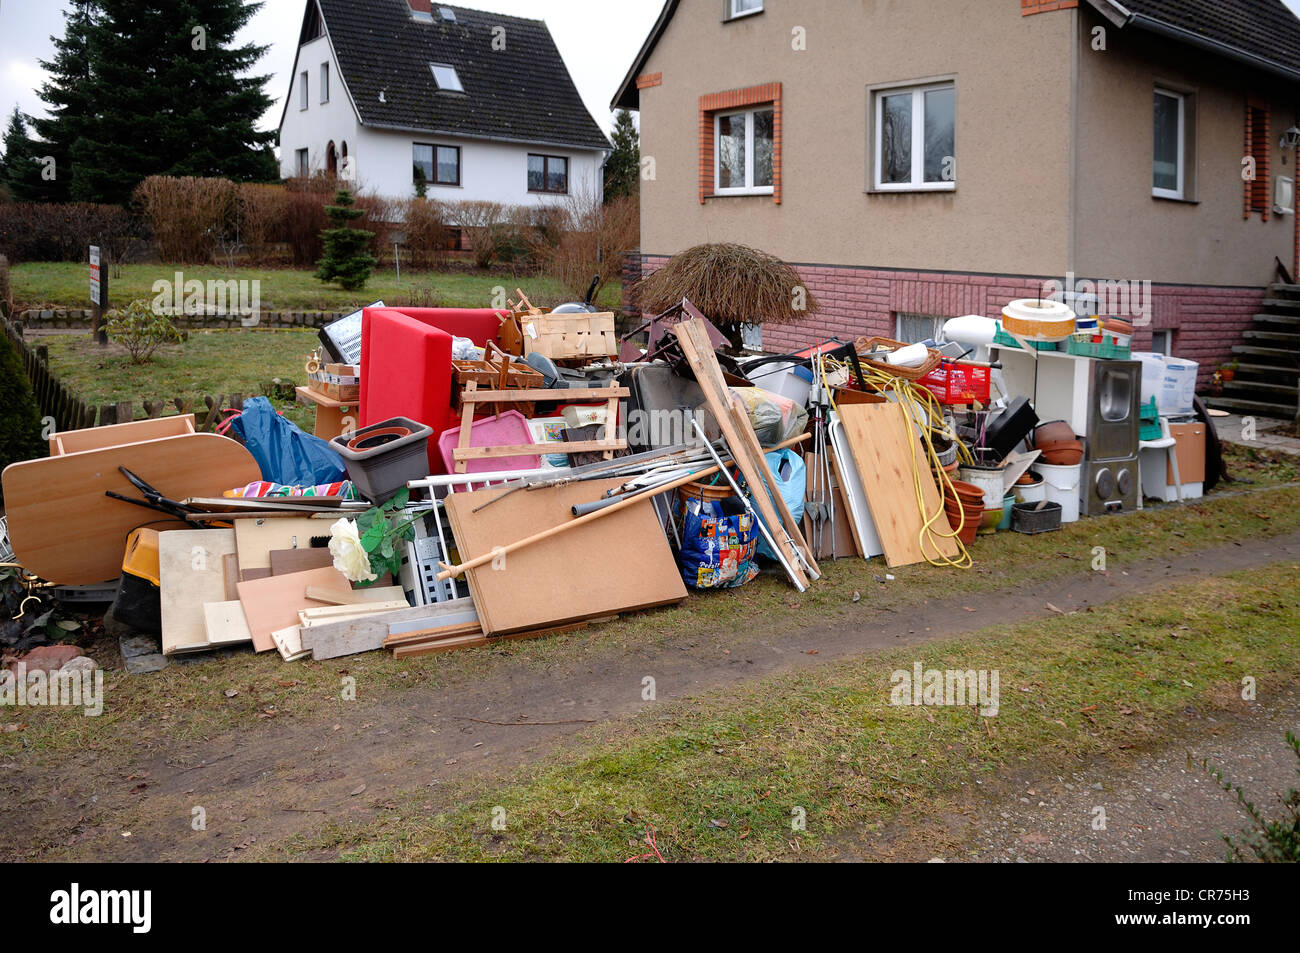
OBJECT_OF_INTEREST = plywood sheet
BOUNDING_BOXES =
[443,478,686,636]
[202,600,253,647]
[234,518,330,575]
[836,403,958,568]
[159,529,237,655]
[301,598,474,661]
[236,567,352,653]
[2,433,259,585]
[269,547,334,575]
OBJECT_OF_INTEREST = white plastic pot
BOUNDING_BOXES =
[1014,478,1046,505]
[1160,358,1198,417]
[1133,352,1165,405]
[1037,462,1082,523]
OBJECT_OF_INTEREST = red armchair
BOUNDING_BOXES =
[360,306,503,474]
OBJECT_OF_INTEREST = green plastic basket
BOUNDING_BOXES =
[993,328,1058,351]
[1063,337,1131,360]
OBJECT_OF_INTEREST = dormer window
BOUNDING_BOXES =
[430,63,464,93]
[439,7,456,21]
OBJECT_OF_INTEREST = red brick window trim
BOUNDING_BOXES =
[1021,0,1078,14]
[698,82,782,205]
[1246,99,1271,221]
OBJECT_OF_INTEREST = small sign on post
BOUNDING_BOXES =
[89,245,108,346]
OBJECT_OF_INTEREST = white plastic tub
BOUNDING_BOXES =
[1133,352,1165,405]
[1037,462,1082,523]
[1159,358,1198,417]
[959,464,1008,509]
[1014,477,1046,505]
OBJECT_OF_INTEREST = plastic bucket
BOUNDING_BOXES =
[1159,358,1198,417]
[998,493,1016,531]
[1133,352,1165,405]
[1014,475,1047,505]
[1037,462,1082,523]
[958,464,1007,509]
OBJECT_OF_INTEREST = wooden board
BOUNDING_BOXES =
[202,600,254,647]
[270,547,334,576]
[236,566,353,653]
[158,529,237,655]
[391,621,588,660]
[50,414,195,457]
[802,451,861,560]
[234,518,329,575]
[672,316,813,587]
[443,478,686,636]
[836,402,958,568]
[2,433,259,585]
[301,598,477,661]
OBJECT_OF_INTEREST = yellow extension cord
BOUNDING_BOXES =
[817,355,974,570]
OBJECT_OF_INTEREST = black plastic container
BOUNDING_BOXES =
[1012,501,1063,535]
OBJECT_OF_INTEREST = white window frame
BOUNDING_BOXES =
[430,63,464,93]
[320,63,330,104]
[714,106,775,196]
[1152,88,1185,200]
[727,0,763,19]
[873,83,956,192]
[295,148,309,177]
[299,71,309,110]
[1151,330,1173,357]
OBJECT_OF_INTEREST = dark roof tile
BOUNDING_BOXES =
[318,0,610,152]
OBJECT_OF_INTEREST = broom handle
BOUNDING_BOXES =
[436,433,809,581]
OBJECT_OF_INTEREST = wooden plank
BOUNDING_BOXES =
[672,318,811,588]
[271,625,311,662]
[384,620,483,648]
[461,386,629,404]
[386,607,479,637]
[49,415,196,457]
[234,518,328,574]
[222,553,241,601]
[159,529,237,655]
[303,584,406,605]
[453,439,624,461]
[391,621,588,660]
[442,477,686,636]
[236,566,352,653]
[836,402,958,568]
[202,600,254,647]
[1,434,259,586]
[270,547,334,576]
[301,597,478,661]
[298,600,408,625]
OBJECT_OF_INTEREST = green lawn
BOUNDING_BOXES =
[42,328,319,431]
[11,262,622,313]
[286,563,1300,861]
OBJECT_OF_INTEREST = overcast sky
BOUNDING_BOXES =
[0,0,665,137]
[3,0,1300,144]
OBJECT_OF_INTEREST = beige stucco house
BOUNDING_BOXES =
[615,0,1300,415]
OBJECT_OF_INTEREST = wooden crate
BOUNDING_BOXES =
[451,350,544,415]
[522,312,618,362]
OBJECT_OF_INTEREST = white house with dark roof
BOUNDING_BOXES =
[278,0,610,204]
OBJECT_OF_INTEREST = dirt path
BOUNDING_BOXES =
[854,687,1298,863]
[5,531,1300,862]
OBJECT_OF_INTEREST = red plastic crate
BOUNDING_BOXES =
[918,361,991,405]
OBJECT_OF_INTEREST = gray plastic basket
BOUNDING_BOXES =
[329,416,433,504]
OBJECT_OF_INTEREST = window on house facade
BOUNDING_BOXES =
[430,63,464,93]
[320,63,330,103]
[715,106,775,194]
[1153,88,1186,199]
[726,0,763,19]
[873,83,955,190]
[895,313,945,345]
[413,143,461,187]
[295,148,309,177]
[528,154,568,194]
[1151,330,1173,357]
[299,71,309,110]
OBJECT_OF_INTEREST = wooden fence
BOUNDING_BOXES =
[2,313,249,434]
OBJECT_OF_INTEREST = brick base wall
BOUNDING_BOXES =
[628,256,1266,387]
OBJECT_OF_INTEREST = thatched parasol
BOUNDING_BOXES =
[633,243,818,349]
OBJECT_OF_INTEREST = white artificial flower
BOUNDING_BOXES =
[328,518,378,584]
